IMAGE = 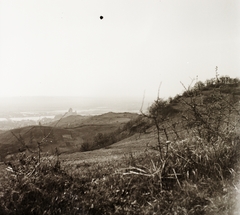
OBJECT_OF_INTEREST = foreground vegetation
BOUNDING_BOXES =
[0,75,240,214]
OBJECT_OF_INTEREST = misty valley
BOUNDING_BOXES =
[0,96,146,131]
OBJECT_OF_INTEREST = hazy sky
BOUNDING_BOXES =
[0,0,239,100]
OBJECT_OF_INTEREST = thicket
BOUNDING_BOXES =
[0,76,240,214]
[80,115,152,152]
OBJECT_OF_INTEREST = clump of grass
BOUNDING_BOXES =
[0,135,239,214]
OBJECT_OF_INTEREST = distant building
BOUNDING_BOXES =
[66,108,77,117]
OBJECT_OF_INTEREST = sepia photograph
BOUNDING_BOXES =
[0,0,239,214]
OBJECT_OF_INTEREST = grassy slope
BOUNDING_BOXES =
[0,112,138,161]
[62,131,156,165]
[58,82,240,214]
[0,80,240,214]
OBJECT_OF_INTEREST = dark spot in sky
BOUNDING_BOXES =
[100,16,103,20]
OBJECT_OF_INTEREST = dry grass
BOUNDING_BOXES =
[0,132,239,214]
[0,77,239,214]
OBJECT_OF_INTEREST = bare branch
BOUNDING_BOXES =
[157,82,162,100]
[140,90,146,113]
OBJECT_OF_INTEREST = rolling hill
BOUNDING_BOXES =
[0,77,239,162]
[0,112,138,161]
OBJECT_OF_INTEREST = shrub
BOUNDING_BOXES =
[80,141,91,152]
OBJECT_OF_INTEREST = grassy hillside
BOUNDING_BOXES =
[0,76,240,214]
[46,112,138,128]
[0,112,138,161]
[0,126,75,160]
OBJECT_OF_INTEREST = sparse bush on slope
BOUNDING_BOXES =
[80,116,152,152]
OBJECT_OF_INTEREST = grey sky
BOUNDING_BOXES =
[0,0,239,100]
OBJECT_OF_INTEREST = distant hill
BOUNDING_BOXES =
[0,112,138,161]
[47,112,138,128]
